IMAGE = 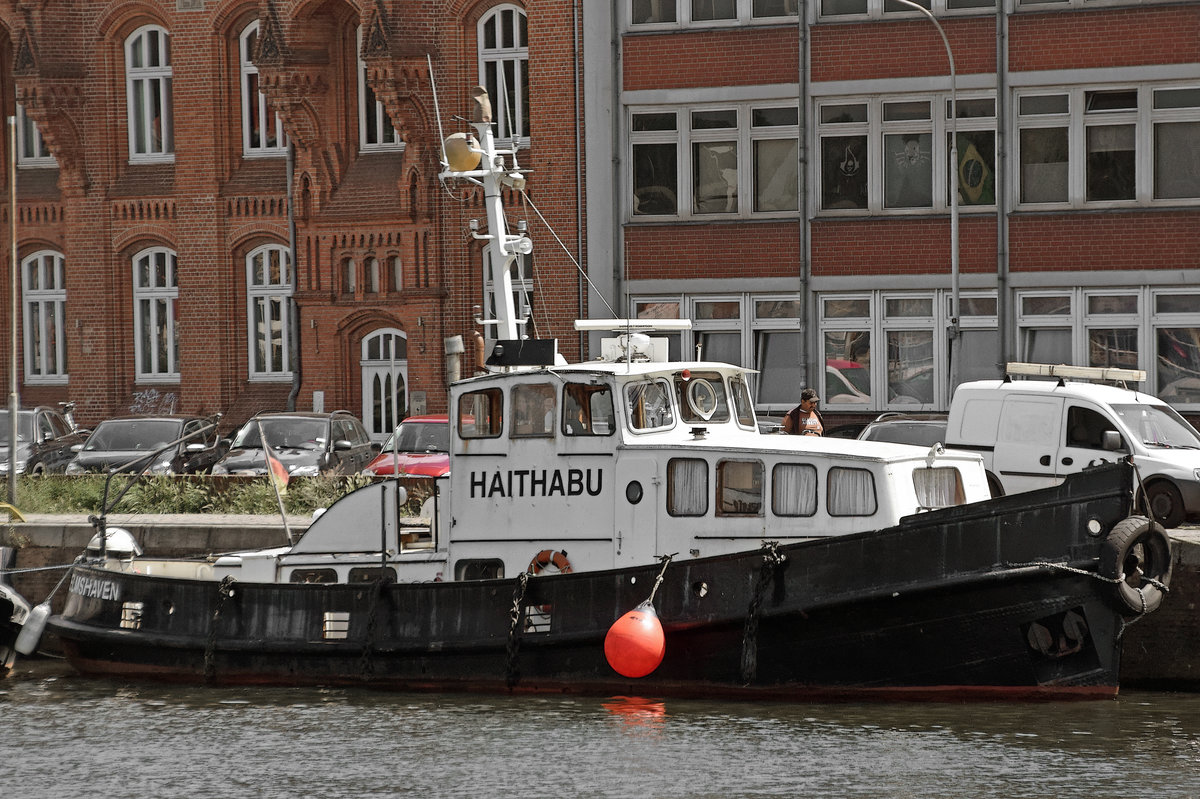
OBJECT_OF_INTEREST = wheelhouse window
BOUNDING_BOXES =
[828,467,877,516]
[247,244,292,379]
[626,380,676,430]
[132,247,179,380]
[511,383,556,438]
[126,25,173,162]
[772,463,818,517]
[674,371,731,423]
[358,27,404,151]
[668,458,708,516]
[717,459,763,517]
[563,383,616,436]
[22,251,67,383]
[459,388,504,438]
[240,21,286,157]
[479,5,529,144]
[913,467,965,510]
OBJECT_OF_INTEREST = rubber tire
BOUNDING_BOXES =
[985,473,1005,499]
[1145,481,1186,529]
[1098,515,1172,615]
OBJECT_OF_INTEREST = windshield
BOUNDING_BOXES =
[0,411,34,445]
[232,418,329,450]
[1111,403,1200,449]
[85,419,182,451]
[382,422,450,453]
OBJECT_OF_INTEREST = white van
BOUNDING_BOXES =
[946,363,1200,527]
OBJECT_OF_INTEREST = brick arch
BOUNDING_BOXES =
[95,2,169,41]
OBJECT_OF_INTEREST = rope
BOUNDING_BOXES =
[204,576,236,683]
[504,571,530,689]
[645,553,676,606]
[740,542,788,685]
[0,562,79,576]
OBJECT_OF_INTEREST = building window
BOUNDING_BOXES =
[1155,291,1200,406]
[1016,85,1200,208]
[390,255,403,292]
[240,22,286,157]
[358,27,403,150]
[817,94,994,215]
[366,257,381,294]
[819,0,993,18]
[16,104,55,168]
[753,298,802,406]
[125,25,173,162]
[133,247,179,380]
[631,102,798,220]
[630,0,799,26]
[479,5,529,143]
[22,251,67,383]
[247,244,292,379]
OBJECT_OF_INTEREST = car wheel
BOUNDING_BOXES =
[1145,481,1186,529]
[30,463,46,477]
[985,472,1005,499]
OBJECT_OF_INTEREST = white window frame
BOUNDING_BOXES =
[22,250,67,384]
[125,25,173,163]
[1014,84,1200,210]
[1151,289,1200,409]
[627,0,800,29]
[816,0,994,21]
[751,296,804,407]
[357,27,404,152]
[16,104,55,168]
[247,244,293,381]
[630,101,799,221]
[132,247,179,381]
[478,5,530,146]
[815,93,995,216]
[240,21,286,158]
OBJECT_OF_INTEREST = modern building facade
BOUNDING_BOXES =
[0,0,586,437]
[582,1,1200,423]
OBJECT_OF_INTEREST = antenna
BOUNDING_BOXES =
[428,53,448,171]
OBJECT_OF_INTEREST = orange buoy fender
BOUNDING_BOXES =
[604,601,665,678]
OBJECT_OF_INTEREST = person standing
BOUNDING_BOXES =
[783,388,824,436]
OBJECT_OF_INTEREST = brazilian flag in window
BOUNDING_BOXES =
[955,132,995,205]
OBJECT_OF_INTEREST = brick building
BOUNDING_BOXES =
[581,2,1200,424]
[0,0,586,438]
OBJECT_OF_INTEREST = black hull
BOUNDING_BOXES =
[50,463,1147,700]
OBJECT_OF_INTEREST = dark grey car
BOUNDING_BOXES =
[857,413,949,448]
[0,406,89,475]
[65,415,225,475]
[212,411,378,477]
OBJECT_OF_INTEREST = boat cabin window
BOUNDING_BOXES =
[348,567,397,583]
[913,467,966,509]
[667,458,708,516]
[459,388,504,439]
[455,559,504,581]
[511,383,556,438]
[827,467,878,516]
[674,371,730,423]
[772,463,818,516]
[563,383,615,436]
[627,379,675,430]
[730,377,756,428]
[717,459,763,516]
[290,568,337,583]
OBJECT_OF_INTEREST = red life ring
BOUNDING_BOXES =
[527,549,572,576]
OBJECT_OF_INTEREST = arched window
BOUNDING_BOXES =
[343,258,357,295]
[360,329,409,440]
[247,244,293,378]
[126,25,173,162]
[358,27,404,150]
[133,247,179,379]
[240,21,286,157]
[391,255,403,292]
[366,257,381,294]
[478,5,529,143]
[23,251,67,383]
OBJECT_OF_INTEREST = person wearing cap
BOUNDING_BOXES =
[783,388,824,436]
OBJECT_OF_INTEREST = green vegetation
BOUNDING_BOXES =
[7,474,426,516]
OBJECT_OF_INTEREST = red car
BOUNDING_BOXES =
[362,415,450,477]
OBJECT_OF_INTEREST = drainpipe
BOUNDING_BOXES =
[286,140,300,411]
[996,0,1011,374]
[611,1,624,320]
[574,0,585,356]
[798,2,811,397]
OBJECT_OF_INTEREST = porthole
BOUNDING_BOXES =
[626,480,644,504]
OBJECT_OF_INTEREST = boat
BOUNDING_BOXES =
[0,551,32,677]
[41,88,1174,700]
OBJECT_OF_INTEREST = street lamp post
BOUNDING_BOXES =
[892,0,960,395]
[7,115,17,506]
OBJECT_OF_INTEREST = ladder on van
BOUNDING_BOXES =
[1005,362,1146,388]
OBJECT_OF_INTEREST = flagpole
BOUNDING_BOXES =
[257,419,292,544]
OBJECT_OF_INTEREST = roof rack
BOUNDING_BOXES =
[1005,362,1146,385]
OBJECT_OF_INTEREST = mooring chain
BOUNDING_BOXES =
[359,577,389,681]
[504,571,530,688]
[203,576,236,683]
[1005,559,1171,596]
[740,542,788,686]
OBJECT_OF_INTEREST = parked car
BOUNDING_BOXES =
[362,415,451,477]
[858,413,949,448]
[65,415,225,475]
[0,405,90,475]
[213,411,379,478]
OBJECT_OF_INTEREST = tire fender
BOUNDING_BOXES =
[1098,515,1173,615]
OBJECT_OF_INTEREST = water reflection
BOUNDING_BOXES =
[602,695,668,729]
